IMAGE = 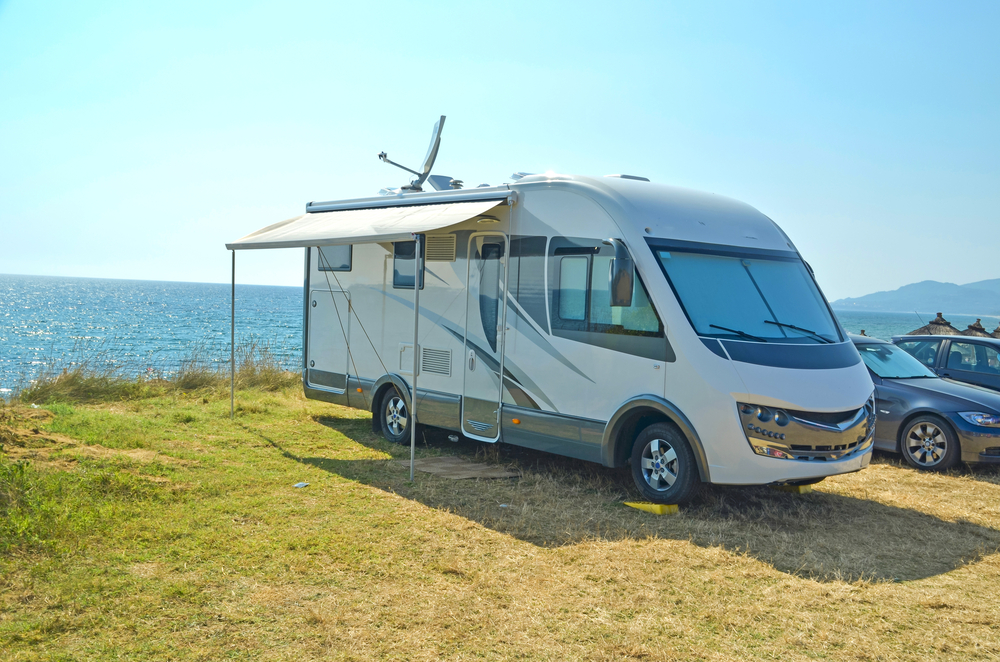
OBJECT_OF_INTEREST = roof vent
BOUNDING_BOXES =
[605,174,650,182]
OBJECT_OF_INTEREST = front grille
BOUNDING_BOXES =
[738,395,876,461]
[982,447,1000,457]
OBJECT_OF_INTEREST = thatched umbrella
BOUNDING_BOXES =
[907,312,962,336]
[962,319,992,337]
[992,324,1000,339]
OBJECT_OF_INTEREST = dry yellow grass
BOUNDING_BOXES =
[2,390,1000,660]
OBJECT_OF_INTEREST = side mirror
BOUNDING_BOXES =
[606,238,634,307]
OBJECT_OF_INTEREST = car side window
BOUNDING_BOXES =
[965,343,1000,374]
[947,342,978,370]
[896,340,939,368]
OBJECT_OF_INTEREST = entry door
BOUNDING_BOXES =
[462,235,507,440]
[307,289,350,391]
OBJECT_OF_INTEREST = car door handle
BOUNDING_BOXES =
[468,350,476,372]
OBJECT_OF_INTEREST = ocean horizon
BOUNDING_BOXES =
[2,273,998,394]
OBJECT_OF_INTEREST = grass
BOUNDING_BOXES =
[2,379,1000,660]
[15,337,298,405]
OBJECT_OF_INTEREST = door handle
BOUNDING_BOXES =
[468,350,476,372]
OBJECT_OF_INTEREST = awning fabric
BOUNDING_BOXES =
[226,199,503,250]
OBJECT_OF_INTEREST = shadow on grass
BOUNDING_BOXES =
[248,420,1000,583]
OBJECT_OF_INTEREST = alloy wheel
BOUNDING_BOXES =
[904,421,947,467]
[640,438,678,490]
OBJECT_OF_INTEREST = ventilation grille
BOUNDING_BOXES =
[425,234,457,261]
[421,347,452,376]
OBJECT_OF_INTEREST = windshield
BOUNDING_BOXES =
[654,246,843,344]
[856,343,937,379]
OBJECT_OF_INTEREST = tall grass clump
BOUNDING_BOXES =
[12,337,299,405]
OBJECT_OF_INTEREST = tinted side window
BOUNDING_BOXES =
[393,238,425,289]
[557,256,589,322]
[948,342,1000,374]
[947,342,976,370]
[590,255,661,333]
[509,236,550,332]
[317,245,352,271]
[545,237,671,362]
[896,340,940,368]
[983,345,1000,374]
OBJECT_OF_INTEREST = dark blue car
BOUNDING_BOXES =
[852,335,1000,470]
[892,335,1000,393]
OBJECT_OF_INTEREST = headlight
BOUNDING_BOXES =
[958,412,1000,427]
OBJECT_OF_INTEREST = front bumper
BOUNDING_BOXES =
[738,395,876,463]
[945,414,1000,464]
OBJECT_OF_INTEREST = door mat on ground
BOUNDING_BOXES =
[396,456,520,479]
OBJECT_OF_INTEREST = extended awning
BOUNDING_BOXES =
[226,197,506,250]
[224,190,512,483]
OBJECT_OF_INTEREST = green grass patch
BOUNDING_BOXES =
[1,389,1000,660]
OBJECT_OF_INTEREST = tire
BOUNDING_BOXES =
[630,422,701,504]
[379,387,411,445]
[900,415,960,471]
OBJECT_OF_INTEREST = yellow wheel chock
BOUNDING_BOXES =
[624,501,680,515]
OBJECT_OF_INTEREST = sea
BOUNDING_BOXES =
[2,274,999,395]
[0,274,302,394]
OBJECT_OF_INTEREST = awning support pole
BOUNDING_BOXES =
[410,234,421,482]
[230,250,235,420]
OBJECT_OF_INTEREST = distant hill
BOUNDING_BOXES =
[831,279,1000,316]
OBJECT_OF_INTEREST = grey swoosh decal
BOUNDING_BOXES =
[381,288,559,410]
[505,293,594,383]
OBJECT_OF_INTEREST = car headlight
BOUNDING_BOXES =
[958,412,1000,427]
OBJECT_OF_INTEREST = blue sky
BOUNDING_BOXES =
[1,0,997,300]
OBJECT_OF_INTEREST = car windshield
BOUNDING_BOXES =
[856,343,937,379]
[654,247,842,344]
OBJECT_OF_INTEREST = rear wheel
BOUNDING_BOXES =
[379,388,411,445]
[900,415,960,471]
[629,422,701,504]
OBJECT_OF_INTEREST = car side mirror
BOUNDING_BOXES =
[606,238,634,307]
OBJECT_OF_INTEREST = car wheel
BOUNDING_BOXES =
[900,415,960,471]
[630,422,701,504]
[379,387,411,445]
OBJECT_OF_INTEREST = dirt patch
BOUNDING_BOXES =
[2,407,196,471]
[395,456,520,479]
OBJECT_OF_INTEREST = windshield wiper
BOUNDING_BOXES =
[765,319,833,343]
[710,324,768,342]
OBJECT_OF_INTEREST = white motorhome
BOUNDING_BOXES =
[229,171,875,504]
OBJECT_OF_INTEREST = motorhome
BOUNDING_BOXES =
[228,131,875,504]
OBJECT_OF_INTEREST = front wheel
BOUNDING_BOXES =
[900,415,960,471]
[630,422,701,504]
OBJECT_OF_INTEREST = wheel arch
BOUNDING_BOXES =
[602,395,711,482]
[370,374,412,434]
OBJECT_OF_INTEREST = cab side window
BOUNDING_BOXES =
[896,340,940,368]
[549,238,662,336]
[545,237,672,362]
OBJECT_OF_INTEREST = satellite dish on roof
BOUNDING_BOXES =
[378,116,460,192]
